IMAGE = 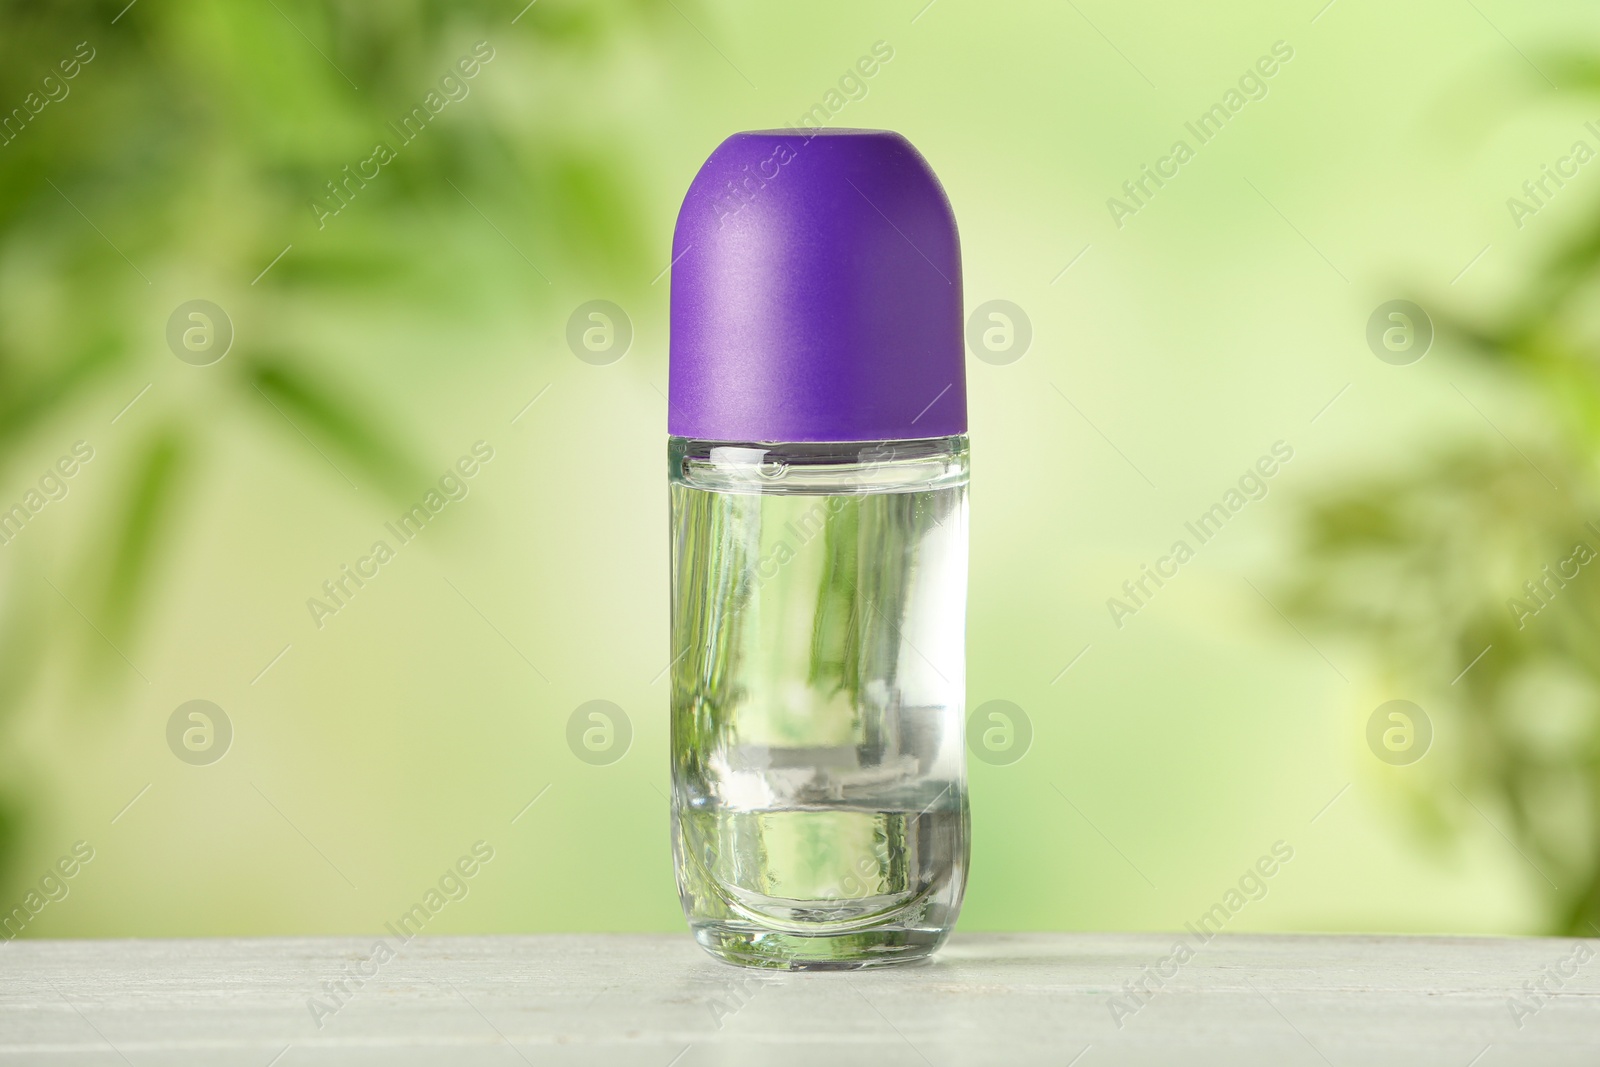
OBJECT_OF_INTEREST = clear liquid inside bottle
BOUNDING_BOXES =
[668,435,970,969]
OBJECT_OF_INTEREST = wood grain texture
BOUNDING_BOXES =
[1,932,1597,1065]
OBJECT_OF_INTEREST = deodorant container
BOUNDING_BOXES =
[668,129,969,969]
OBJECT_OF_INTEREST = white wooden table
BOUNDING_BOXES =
[1,933,1596,1064]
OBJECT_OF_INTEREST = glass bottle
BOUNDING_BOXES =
[669,435,969,968]
[667,129,969,968]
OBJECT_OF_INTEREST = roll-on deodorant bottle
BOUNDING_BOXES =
[667,129,969,969]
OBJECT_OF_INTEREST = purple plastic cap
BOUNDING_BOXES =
[669,129,965,443]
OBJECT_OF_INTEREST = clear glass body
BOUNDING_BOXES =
[668,434,970,969]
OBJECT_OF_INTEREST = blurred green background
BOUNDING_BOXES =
[3,0,1600,940]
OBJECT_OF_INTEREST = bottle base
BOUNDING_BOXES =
[690,920,950,970]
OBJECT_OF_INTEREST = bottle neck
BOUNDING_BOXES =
[669,435,969,495]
